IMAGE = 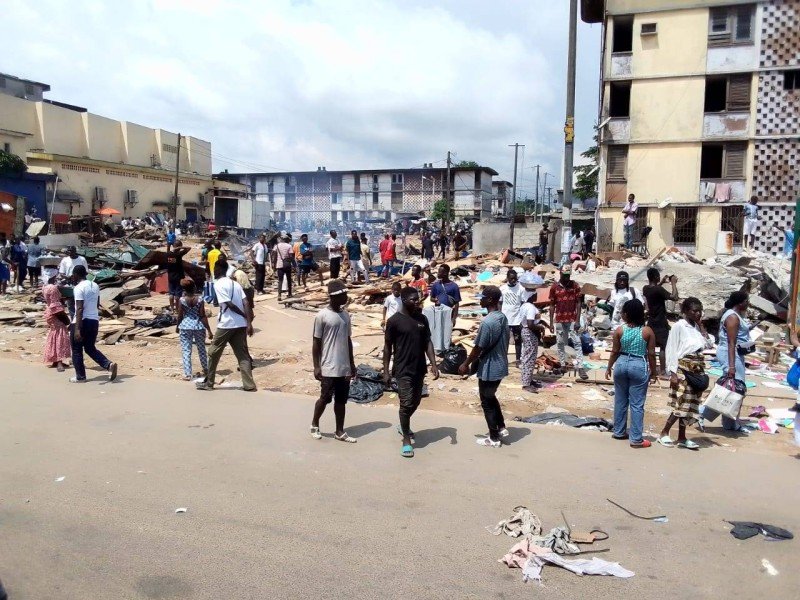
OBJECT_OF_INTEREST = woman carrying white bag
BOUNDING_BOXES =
[700,291,752,432]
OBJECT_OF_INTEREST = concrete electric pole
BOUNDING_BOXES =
[560,0,578,264]
[445,150,452,232]
[508,143,524,250]
[172,133,182,221]
[533,164,541,221]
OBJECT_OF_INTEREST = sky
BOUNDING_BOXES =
[3,0,602,199]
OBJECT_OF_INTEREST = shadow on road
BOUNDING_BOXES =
[414,426,458,448]
[502,426,531,444]
[346,421,392,439]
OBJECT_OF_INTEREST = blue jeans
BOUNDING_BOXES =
[70,319,111,380]
[381,259,395,277]
[624,224,634,249]
[612,355,649,443]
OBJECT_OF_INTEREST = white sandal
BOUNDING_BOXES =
[658,436,674,447]
[310,426,322,440]
[334,432,357,443]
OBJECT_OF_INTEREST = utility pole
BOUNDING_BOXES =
[508,143,524,250]
[533,164,541,222]
[560,0,578,265]
[445,151,452,232]
[171,133,182,221]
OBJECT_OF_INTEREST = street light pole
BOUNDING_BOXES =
[508,143,524,250]
[560,0,578,265]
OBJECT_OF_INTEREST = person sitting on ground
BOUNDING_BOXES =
[382,281,402,329]
[407,265,429,301]
[642,267,679,376]
[310,279,358,443]
[659,297,713,450]
[175,278,212,381]
[605,299,657,448]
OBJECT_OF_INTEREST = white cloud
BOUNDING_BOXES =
[1,0,601,193]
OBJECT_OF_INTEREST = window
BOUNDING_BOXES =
[372,192,379,205]
[607,145,628,180]
[391,173,403,184]
[609,82,631,117]
[721,205,744,244]
[700,143,746,178]
[673,208,698,244]
[613,16,633,53]
[331,192,341,204]
[704,74,751,112]
[631,207,649,243]
[391,191,403,207]
[784,70,800,91]
[162,143,179,154]
[640,22,657,36]
[709,5,754,44]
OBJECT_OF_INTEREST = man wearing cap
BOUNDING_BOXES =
[384,286,440,458]
[459,285,510,447]
[549,265,589,380]
[345,230,369,283]
[310,280,358,443]
[273,234,295,302]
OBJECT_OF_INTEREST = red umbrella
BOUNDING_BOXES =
[96,207,121,216]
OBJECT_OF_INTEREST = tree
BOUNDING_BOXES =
[573,132,598,201]
[455,160,479,168]
[430,197,453,226]
[0,150,27,175]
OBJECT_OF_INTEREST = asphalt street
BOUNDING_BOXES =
[0,359,797,599]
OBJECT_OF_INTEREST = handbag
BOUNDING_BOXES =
[681,368,710,393]
[701,375,745,420]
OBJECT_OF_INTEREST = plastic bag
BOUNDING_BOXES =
[702,375,746,420]
[439,344,468,375]
[787,360,800,390]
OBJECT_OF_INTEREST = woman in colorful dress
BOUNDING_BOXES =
[658,297,713,450]
[42,277,71,371]
[520,295,545,393]
[175,278,212,380]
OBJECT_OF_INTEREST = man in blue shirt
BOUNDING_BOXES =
[166,225,177,251]
[459,285,509,447]
[430,264,461,326]
[345,230,369,283]
[743,196,759,250]
[299,233,324,289]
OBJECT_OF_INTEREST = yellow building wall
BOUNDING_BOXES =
[0,95,38,156]
[629,77,705,141]
[186,137,212,176]
[39,102,86,157]
[85,113,124,163]
[121,122,160,168]
[606,0,753,15]
[626,143,701,205]
[631,9,708,77]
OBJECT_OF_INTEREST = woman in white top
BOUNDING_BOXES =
[658,297,713,449]
[607,271,640,329]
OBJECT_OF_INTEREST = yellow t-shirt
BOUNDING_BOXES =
[207,248,221,278]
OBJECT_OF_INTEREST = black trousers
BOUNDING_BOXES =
[397,375,425,436]
[478,379,505,441]
[509,325,522,362]
[277,266,292,297]
[320,376,350,405]
[329,257,341,279]
[254,263,266,292]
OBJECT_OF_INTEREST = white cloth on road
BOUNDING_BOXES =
[522,552,635,582]
[488,506,542,539]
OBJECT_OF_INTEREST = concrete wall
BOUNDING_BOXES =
[472,221,544,254]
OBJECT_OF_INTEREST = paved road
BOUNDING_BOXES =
[0,359,797,599]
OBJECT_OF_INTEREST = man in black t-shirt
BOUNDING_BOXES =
[166,240,191,311]
[642,267,679,375]
[383,286,439,458]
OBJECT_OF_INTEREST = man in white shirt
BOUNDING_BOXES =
[70,265,117,383]
[500,269,528,364]
[251,233,268,294]
[381,282,402,328]
[743,196,759,250]
[326,230,343,280]
[58,246,88,281]
[622,194,638,249]
[197,258,256,392]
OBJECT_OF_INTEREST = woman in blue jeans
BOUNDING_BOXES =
[605,299,657,448]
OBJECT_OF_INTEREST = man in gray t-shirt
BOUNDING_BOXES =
[459,285,509,446]
[311,280,357,443]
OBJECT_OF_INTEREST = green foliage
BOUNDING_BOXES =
[573,132,598,201]
[455,160,479,168]
[430,198,453,224]
[0,150,27,175]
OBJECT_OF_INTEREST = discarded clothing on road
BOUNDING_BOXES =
[727,521,794,541]
[529,527,581,555]
[134,314,177,329]
[488,506,542,539]
[515,412,612,430]
[522,551,634,582]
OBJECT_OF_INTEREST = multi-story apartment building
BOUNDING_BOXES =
[219,164,499,228]
[0,73,246,225]
[582,0,800,257]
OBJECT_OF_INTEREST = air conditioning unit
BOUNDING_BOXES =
[125,189,139,206]
[198,192,208,208]
[95,186,107,207]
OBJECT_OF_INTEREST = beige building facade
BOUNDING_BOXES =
[582,0,800,258]
[0,73,247,226]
